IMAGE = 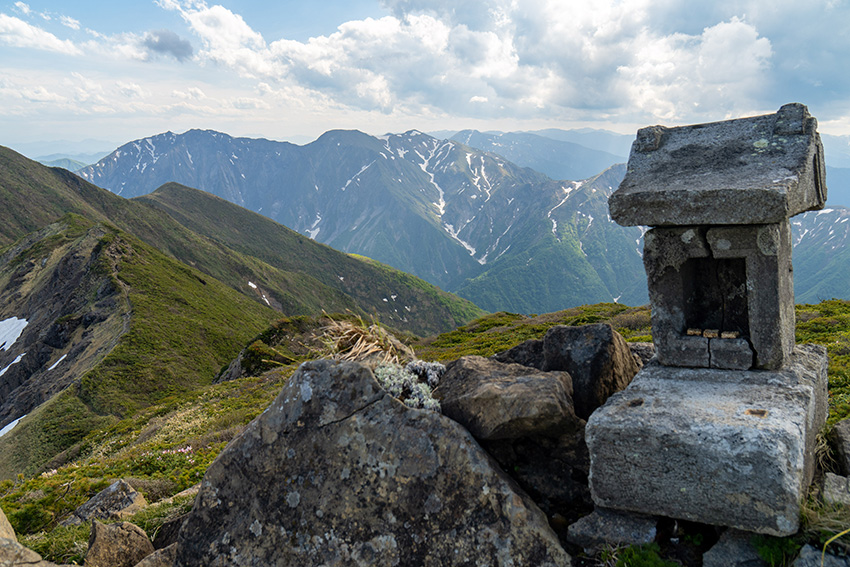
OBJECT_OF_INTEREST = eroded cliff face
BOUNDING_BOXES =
[0,216,130,428]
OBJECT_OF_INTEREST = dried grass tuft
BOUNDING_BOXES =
[314,314,413,367]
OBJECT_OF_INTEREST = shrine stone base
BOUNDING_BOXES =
[586,345,828,536]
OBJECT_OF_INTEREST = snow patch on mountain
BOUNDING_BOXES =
[0,415,25,439]
[48,354,68,371]
[0,317,28,351]
[0,353,26,377]
[342,161,375,191]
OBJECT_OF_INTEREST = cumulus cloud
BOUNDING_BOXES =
[173,86,206,99]
[0,13,82,54]
[117,81,148,98]
[13,2,30,15]
[154,0,775,122]
[143,29,193,61]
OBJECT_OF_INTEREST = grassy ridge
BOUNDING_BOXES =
[0,219,276,479]
[137,183,485,335]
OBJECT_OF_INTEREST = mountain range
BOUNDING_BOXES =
[77,129,649,312]
[77,128,850,313]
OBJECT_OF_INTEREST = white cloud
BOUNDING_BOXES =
[117,81,148,98]
[60,15,80,30]
[13,2,30,15]
[173,86,207,100]
[0,13,82,55]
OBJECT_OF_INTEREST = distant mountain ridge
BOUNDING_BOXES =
[0,145,481,337]
[449,129,626,181]
[78,129,649,312]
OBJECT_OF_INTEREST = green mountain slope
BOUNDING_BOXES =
[0,146,483,336]
[135,182,484,334]
[0,215,277,478]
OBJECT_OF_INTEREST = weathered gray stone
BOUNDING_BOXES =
[152,513,187,550]
[491,339,544,370]
[609,103,827,227]
[482,428,591,516]
[133,543,177,567]
[0,508,15,542]
[542,324,641,420]
[643,222,794,370]
[586,345,828,536]
[175,360,571,567]
[823,473,850,507]
[830,419,850,476]
[793,544,850,567]
[628,342,656,366]
[566,508,657,552]
[0,537,75,566]
[702,529,767,567]
[85,521,155,567]
[60,479,147,526]
[436,355,579,440]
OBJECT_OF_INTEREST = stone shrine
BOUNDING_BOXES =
[586,103,830,535]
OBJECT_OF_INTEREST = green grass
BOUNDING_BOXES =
[413,303,650,362]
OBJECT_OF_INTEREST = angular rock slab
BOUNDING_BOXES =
[586,345,828,536]
[436,355,579,440]
[175,360,571,567]
[0,507,15,542]
[609,103,827,227]
[60,479,147,526]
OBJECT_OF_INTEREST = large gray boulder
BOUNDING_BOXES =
[60,479,146,526]
[542,324,641,419]
[436,355,580,440]
[175,360,571,566]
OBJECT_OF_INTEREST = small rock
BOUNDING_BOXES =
[436,355,580,440]
[542,324,641,419]
[85,520,155,567]
[793,544,850,567]
[566,507,657,552]
[702,529,767,567]
[628,342,656,366]
[61,479,147,526]
[0,537,75,566]
[0,506,16,542]
[152,513,188,550]
[823,473,850,507]
[831,419,850,476]
[133,543,178,567]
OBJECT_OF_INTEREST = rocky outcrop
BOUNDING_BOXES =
[60,479,147,526]
[175,359,571,566]
[492,324,641,419]
[85,521,155,567]
[436,356,580,440]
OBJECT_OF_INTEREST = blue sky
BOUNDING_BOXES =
[2,0,849,156]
